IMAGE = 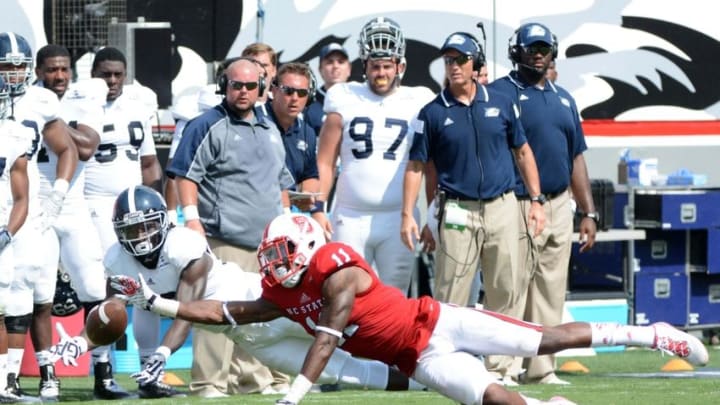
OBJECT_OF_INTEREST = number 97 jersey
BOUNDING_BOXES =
[325,82,434,211]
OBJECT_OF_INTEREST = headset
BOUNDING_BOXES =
[447,31,486,71]
[216,56,267,97]
[271,62,317,104]
[508,23,558,64]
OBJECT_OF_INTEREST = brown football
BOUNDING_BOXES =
[85,299,128,346]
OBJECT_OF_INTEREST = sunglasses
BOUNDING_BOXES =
[523,44,553,56]
[442,54,473,66]
[228,79,259,91]
[276,84,310,98]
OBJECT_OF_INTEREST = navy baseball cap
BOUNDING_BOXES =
[319,43,349,60]
[440,32,480,56]
[516,23,554,47]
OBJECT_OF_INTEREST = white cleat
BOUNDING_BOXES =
[652,322,709,366]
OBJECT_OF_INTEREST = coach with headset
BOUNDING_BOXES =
[402,28,544,365]
[489,22,597,386]
[167,57,294,396]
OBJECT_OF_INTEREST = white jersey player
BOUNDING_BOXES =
[49,185,421,399]
[0,79,33,403]
[316,18,434,291]
[85,47,162,253]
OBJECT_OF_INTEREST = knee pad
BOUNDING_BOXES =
[5,313,33,334]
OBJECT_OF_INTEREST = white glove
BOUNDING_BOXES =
[0,227,12,253]
[40,189,66,232]
[48,323,88,367]
[132,347,170,385]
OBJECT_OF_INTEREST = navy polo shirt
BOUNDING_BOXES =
[409,83,527,200]
[265,101,318,188]
[304,87,326,135]
[489,71,587,197]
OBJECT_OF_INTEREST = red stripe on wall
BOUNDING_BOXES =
[582,120,720,136]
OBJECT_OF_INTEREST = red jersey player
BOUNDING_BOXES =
[119,213,708,405]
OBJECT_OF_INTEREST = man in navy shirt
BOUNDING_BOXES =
[489,22,597,385]
[266,62,322,216]
[401,33,545,372]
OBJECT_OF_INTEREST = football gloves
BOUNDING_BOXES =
[0,227,12,253]
[49,323,88,367]
[132,350,167,385]
[40,189,66,232]
[109,274,156,310]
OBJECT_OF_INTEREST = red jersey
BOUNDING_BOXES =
[261,242,440,376]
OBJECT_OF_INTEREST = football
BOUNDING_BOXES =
[85,299,128,346]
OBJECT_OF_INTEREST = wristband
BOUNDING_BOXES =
[167,209,178,225]
[183,205,200,221]
[283,206,292,214]
[309,200,325,214]
[53,179,70,194]
[155,345,172,360]
[315,325,343,339]
[222,302,237,326]
[151,296,180,318]
[283,374,313,404]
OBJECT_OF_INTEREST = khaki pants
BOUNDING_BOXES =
[432,193,520,377]
[189,237,290,396]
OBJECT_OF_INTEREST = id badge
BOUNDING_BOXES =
[444,202,468,231]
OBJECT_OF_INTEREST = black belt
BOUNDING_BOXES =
[516,190,565,201]
[443,189,512,203]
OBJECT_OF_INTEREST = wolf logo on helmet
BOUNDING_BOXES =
[258,213,326,288]
[112,185,170,268]
[0,32,34,97]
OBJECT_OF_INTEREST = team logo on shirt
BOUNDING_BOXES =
[484,107,500,117]
[296,140,308,152]
[443,117,454,126]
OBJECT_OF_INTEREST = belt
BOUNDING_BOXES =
[444,189,512,203]
[516,190,565,201]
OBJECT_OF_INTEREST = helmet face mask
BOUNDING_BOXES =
[358,17,406,62]
[0,77,10,119]
[0,32,34,96]
[113,186,169,262]
[258,214,326,288]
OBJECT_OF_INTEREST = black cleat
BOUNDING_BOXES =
[39,365,60,402]
[93,362,131,400]
[4,374,41,403]
[138,381,187,399]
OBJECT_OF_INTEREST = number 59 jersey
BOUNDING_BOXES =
[84,84,157,198]
[325,82,434,211]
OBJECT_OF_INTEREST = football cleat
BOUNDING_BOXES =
[93,362,131,400]
[138,382,187,399]
[652,322,709,366]
[39,365,60,402]
[4,374,41,403]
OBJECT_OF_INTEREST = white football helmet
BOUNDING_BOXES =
[357,17,406,62]
[257,213,326,288]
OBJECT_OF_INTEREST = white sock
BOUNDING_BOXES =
[0,353,8,391]
[8,348,24,376]
[91,345,111,364]
[590,323,655,347]
[36,350,53,367]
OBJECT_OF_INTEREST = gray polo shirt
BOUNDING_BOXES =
[168,101,294,249]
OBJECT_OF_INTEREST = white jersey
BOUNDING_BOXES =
[84,84,158,198]
[38,79,108,201]
[325,82,434,211]
[0,119,34,224]
[11,85,61,217]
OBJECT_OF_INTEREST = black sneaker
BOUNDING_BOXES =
[5,374,26,397]
[93,362,131,400]
[138,382,187,399]
[39,365,60,402]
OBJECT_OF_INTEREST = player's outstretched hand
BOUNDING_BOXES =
[49,323,88,367]
[110,274,158,310]
[131,349,168,385]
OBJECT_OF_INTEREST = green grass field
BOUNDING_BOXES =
[19,346,720,404]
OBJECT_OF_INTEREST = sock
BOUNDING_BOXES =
[590,323,655,347]
[0,353,8,391]
[8,348,24,376]
[91,345,111,364]
[35,350,53,367]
